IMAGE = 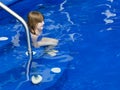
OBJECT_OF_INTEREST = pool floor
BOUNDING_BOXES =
[0,0,120,90]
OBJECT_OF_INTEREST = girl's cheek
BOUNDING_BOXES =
[37,25,42,30]
[41,26,43,30]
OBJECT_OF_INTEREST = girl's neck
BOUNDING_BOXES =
[31,29,42,36]
[35,29,42,36]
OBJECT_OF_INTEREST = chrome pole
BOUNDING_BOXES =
[0,2,32,80]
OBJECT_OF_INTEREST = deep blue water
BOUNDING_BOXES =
[0,0,120,90]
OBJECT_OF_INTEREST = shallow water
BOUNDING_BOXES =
[0,0,120,90]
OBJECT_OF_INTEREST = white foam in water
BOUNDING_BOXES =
[101,10,116,18]
[51,67,61,73]
[11,31,20,46]
[0,37,8,41]
[107,0,114,3]
[69,33,75,42]
[46,24,60,30]
[97,4,111,8]
[31,75,43,84]
[104,18,114,24]
[62,12,74,25]
[107,27,112,31]
[105,4,111,8]
[59,0,67,11]
[59,0,74,25]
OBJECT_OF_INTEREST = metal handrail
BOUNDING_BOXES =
[0,2,32,80]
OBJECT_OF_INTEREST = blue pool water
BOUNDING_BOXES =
[0,0,120,90]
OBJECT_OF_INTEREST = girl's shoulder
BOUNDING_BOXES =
[30,33,38,42]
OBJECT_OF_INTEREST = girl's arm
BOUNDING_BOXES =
[37,37,58,47]
[31,34,58,48]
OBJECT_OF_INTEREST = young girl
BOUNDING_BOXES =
[27,11,58,55]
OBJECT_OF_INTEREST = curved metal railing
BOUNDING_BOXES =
[0,2,32,80]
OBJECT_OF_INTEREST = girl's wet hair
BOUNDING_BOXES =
[27,11,44,34]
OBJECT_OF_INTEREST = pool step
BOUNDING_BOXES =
[0,46,70,90]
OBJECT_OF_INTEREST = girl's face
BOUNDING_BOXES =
[36,21,44,31]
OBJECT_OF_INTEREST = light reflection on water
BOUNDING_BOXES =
[0,0,120,89]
